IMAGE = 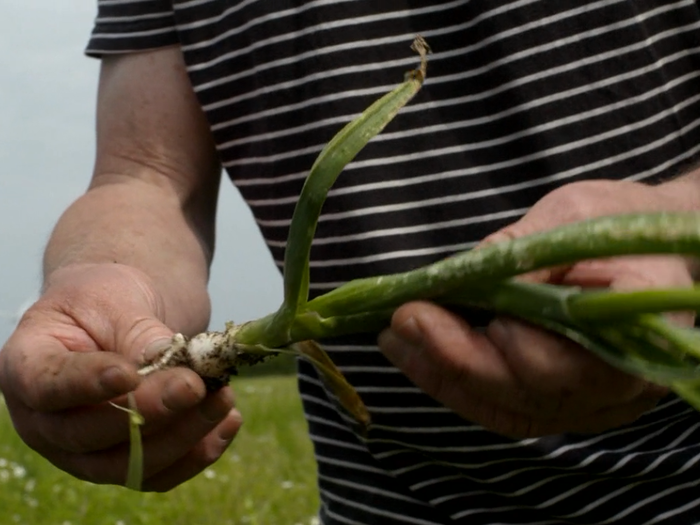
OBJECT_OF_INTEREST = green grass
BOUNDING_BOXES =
[0,375,319,525]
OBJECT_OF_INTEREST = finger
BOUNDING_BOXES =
[141,411,242,492]
[139,388,237,479]
[527,388,665,437]
[379,301,540,415]
[2,335,140,412]
[468,383,665,439]
[487,317,647,414]
[47,390,239,486]
[33,367,211,454]
[131,368,209,434]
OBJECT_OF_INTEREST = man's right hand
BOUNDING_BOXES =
[0,263,241,491]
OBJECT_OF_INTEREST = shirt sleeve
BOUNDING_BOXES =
[85,0,179,58]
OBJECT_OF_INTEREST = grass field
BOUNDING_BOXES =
[0,375,320,525]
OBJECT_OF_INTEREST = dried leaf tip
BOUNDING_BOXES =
[408,35,431,82]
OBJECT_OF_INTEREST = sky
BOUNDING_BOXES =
[0,1,283,347]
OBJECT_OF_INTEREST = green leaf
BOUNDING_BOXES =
[306,212,700,318]
[265,36,430,346]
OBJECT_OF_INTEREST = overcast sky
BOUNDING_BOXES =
[0,1,283,347]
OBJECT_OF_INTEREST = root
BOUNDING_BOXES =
[138,324,275,390]
[138,325,371,430]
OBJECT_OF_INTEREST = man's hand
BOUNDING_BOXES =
[0,46,233,489]
[0,263,241,491]
[378,179,697,438]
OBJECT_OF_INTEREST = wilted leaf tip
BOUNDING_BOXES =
[408,35,431,82]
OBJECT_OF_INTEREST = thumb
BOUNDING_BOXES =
[46,263,178,364]
[98,302,176,365]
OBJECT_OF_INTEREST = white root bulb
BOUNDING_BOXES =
[138,327,272,390]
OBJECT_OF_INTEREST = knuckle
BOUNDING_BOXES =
[119,316,171,359]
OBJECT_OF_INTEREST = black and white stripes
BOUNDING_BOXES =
[88,1,700,523]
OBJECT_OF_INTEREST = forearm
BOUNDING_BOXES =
[40,48,224,334]
[44,174,214,334]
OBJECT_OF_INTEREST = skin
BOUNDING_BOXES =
[0,47,239,491]
[2,44,700,489]
[379,177,700,438]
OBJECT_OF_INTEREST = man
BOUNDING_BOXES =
[2,1,700,523]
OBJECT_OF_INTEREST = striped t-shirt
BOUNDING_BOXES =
[87,1,700,523]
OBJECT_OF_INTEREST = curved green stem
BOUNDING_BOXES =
[306,212,700,317]
[567,286,700,320]
[267,37,430,345]
[634,314,700,361]
[289,309,395,341]
[443,280,576,324]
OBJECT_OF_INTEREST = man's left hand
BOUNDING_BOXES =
[378,179,695,437]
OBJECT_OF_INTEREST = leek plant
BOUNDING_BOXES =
[127,36,700,488]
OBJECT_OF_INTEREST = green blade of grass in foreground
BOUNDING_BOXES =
[111,393,144,491]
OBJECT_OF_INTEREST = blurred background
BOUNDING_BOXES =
[0,0,283,349]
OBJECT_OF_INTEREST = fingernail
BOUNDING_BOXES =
[143,338,173,362]
[395,316,423,346]
[162,375,201,412]
[218,409,243,442]
[378,328,421,369]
